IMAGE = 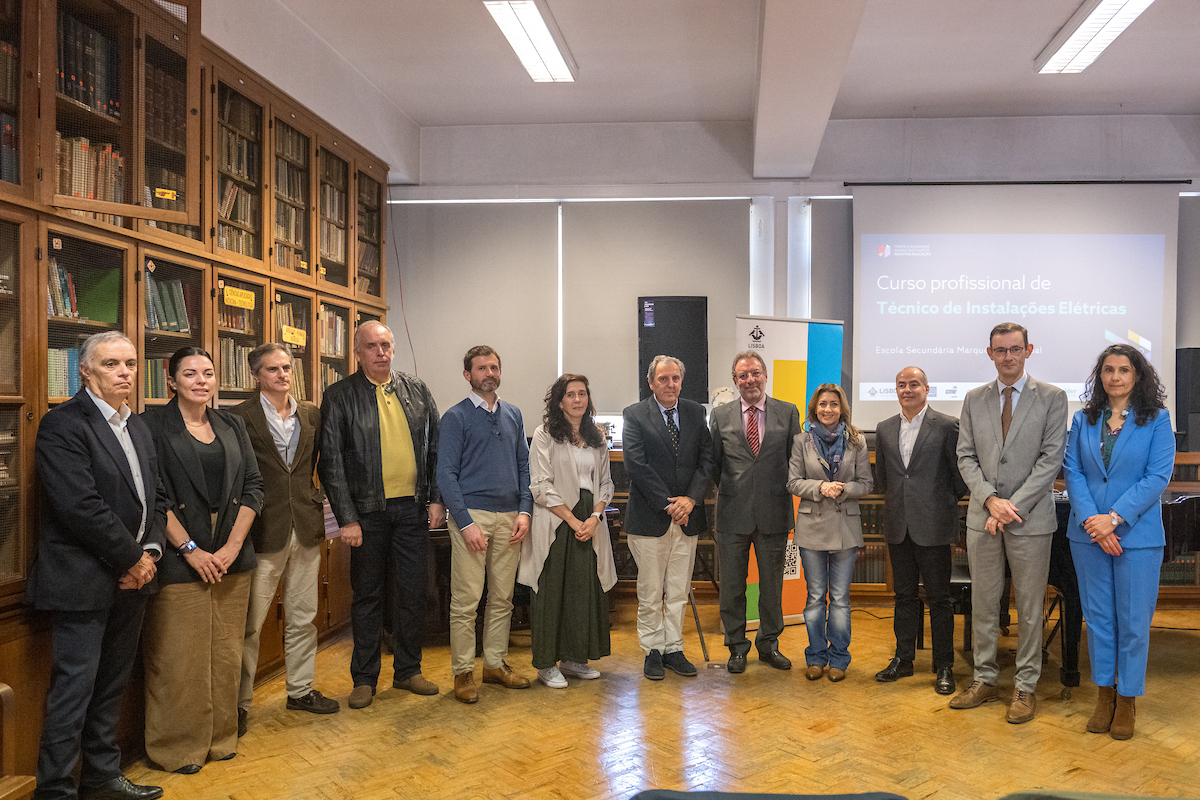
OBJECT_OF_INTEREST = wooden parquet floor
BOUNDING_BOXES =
[123,604,1200,800]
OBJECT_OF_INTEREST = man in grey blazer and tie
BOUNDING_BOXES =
[873,366,967,695]
[709,352,802,674]
[952,322,1067,724]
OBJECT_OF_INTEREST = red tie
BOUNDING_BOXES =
[746,406,760,456]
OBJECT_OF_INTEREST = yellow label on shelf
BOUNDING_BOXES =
[224,286,256,310]
[299,261,308,271]
[155,188,178,200]
[318,266,326,275]
[282,325,307,347]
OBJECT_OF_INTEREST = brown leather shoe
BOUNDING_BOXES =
[805,665,824,680]
[348,685,375,709]
[1087,685,1116,733]
[1110,693,1136,740]
[949,679,1000,709]
[394,673,439,696]
[1006,689,1037,724]
[827,667,847,682]
[454,671,478,704]
[482,662,530,689]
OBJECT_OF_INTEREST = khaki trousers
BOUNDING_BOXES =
[142,572,251,772]
[239,529,322,709]
[448,510,520,675]
[627,523,697,655]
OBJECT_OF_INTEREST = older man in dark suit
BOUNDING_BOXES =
[873,366,967,695]
[709,351,801,674]
[28,331,167,800]
[622,355,714,681]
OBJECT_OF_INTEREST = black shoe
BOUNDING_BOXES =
[875,657,915,682]
[757,649,792,670]
[286,689,341,714]
[80,776,164,800]
[662,651,698,677]
[644,649,665,680]
[935,665,957,695]
[727,652,747,673]
[173,765,202,775]
[237,707,248,738]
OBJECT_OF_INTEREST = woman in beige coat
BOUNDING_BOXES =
[518,374,617,688]
[787,383,872,682]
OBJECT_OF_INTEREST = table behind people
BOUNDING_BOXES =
[621,354,714,682]
[709,351,801,675]
[28,331,168,800]
[140,346,263,775]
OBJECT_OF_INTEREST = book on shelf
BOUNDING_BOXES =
[357,208,380,241]
[144,357,170,399]
[47,347,82,397]
[319,182,346,224]
[357,176,378,208]
[291,359,307,402]
[275,244,307,273]
[144,271,191,334]
[0,111,17,184]
[145,62,186,152]
[319,361,345,389]
[357,240,380,278]
[0,40,18,109]
[275,123,307,164]
[218,179,260,228]
[218,125,260,183]
[219,335,255,391]
[56,10,119,118]
[220,88,259,138]
[318,308,347,358]
[219,297,254,334]
[274,201,305,245]
[319,219,346,263]
[216,224,258,258]
[275,156,307,205]
[55,131,126,223]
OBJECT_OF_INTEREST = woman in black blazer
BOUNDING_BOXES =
[140,346,263,775]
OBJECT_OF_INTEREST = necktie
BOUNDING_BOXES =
[746,406,760,456]
[665,407,679,454]
[1001,386,1014,443]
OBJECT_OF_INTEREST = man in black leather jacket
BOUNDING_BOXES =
[319,321,444,709]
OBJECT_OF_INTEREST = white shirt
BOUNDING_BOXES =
[995,372,1029,413]
[85,387,158,556]
[655,399,680,432]
[259,391,299,467]
[899,404,928,469]
[572,444,594,493]
[469,391,500,413]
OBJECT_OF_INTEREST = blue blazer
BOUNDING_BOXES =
[1062,408,1175,549]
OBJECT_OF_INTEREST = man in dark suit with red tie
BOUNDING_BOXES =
[873,366,967,695]
[28,331,167,800]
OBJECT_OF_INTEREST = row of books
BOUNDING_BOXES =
[274,201,307,246]
[0,312,15,394]
[145,62,186,152]
[57,10,120,119]
[320,183,346,224]
[219,89,259,139]
[0,40,17,108]
[218,296,255,334]
[357,240,380,279]
[1,112,16,184]
[318,309,347,358]
[47,347,81,397]
[275,156,307,206]
[850,543,888,584]
[144,271,192,333]
[319,362,345,390]
[218,125,259,183]
[275,123,307,165]
[357,208,379,242]
[320,154,347,189]
[275,302,309,344]
[216,224,259,258]
[144,357,171,399]
[55,133,125,213]
[319,219,346,263]
[291,359,308,401]
[218,179,260,228]
[46,257,120,324]
[274,243,308,274]
[143,169,197,239]
[355,275,377,294]
[357,176,378,208]
[218,335,254,391]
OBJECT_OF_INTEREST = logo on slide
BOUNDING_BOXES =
[749,325,765,342]
[1105,329,1152,357]
[877,245,891,257]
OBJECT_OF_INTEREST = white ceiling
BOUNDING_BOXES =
[272,0,1200,177]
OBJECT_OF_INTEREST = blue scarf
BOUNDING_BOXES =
[811,421,847,482]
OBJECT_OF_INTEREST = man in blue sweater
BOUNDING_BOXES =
[438,345,534,703]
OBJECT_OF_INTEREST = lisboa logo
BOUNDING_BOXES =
[749,326,765,342]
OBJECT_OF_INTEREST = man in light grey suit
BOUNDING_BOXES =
[873,366,967,695]
[952,322,1067,724]
[709,351,802,674]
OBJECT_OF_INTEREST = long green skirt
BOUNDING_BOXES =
[530,489,611,669]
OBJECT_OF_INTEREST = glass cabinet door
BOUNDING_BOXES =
[355,169,381,300]
[0,218,21,586]
[141,253,205,404]
[273,119,311,278]
[215,273,264,404]
[318,148,348,289]
[0,1,25,190]
[215,81,264,262]
[318,300,350,395]
[273,287,314,403]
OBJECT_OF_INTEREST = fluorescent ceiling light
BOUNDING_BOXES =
[1036,0,1156,74]
[484,0,577,82]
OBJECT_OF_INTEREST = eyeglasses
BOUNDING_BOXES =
[734,371,764,382]
[990,346,1027,357]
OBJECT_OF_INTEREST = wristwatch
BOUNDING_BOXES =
[177,539,198,555]
[1109,511,1122,528]
[591,511,603,520]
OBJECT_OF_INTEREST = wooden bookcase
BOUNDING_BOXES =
[212,72,268,268]
[214,267,264,405]
[270,282,316,403]
[316,297,350,398]
[0,1,38,201]
[317,137,352,294]
[270,104,316,285]
[137,245,210,406]
[0,208,34,594]
[354,157,384,302]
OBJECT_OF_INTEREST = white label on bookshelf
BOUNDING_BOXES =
[146,260,156,272]
[52,238,62,250]
[224,286,256,310]
[282,325,307,347]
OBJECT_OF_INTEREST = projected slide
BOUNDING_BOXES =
[857,232,1164,406]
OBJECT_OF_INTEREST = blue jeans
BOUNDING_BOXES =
[799,547,858,669]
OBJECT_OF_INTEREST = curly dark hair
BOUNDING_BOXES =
[1081,343,1166,427]
[544,374,604,448]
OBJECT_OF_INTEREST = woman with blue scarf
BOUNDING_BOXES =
[787,383,873,682]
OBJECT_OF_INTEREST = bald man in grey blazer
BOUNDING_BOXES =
[952,322,1067,724]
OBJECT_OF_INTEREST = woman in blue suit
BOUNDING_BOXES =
[1063,343,1174,741]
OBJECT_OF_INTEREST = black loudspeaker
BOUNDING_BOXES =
[637,296,708,405]
[1177,347,1200,452]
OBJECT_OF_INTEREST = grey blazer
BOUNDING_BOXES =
[786,429,873,551]
[956,375,1068,536]
[875,408,968,547]
[710,396,802,537]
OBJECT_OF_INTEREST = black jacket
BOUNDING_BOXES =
[319,369,441,526]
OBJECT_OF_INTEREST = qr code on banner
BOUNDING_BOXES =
[783,538,800,579]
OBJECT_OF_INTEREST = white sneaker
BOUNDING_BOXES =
[558,660,601,680]
[538,666,568,688]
